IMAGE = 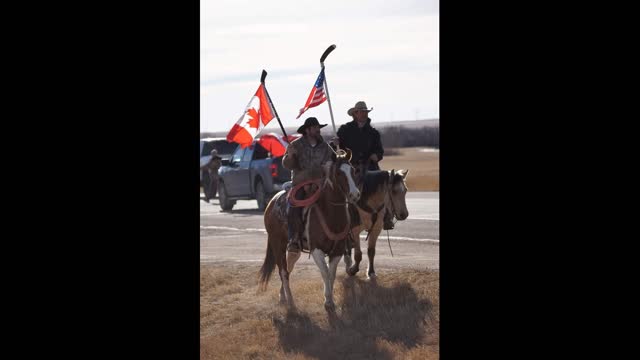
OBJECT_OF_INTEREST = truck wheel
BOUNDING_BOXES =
[255,180,268,211]
[218,181,235,211]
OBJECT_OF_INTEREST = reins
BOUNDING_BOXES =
[288,155,356,255]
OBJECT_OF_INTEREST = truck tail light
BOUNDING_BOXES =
[270,163,278,177]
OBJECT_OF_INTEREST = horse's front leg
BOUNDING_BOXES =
[311,249,339,312]
[347,227,362,276]
[367,226,382,279]
[343,241,353,272]
[328,254,341,300]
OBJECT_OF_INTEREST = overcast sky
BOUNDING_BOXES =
[201,0,439,133]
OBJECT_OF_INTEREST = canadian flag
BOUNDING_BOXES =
[257,133,301,157]
[226,84,275,148]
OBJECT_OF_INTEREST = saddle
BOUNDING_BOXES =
[274,183,312,224]
[278,180,361,228]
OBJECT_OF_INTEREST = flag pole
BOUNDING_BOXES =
[320,45,337,137]
[261,69,290,144]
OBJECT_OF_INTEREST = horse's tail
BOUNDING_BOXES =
[258,237,275,292]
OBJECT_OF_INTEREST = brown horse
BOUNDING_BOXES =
[258,149,360,311]
[344,168,410,279]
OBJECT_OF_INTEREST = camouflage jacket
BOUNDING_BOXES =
[282,135,332,185]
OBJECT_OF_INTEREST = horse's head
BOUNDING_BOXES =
[325,147,360,203]
[387,169,410,220]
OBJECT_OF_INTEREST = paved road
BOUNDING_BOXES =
[200,192,439,271]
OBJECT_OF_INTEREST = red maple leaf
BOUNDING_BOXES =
[246,108,260,129]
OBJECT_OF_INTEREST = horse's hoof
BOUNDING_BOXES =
[347,267,359,276]
[324,301,336,313]
[344,262,352,272]
[367,272,377,279]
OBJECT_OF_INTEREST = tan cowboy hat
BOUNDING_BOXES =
[347,101,373,116]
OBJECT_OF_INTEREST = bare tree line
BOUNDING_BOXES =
[378,126,439,149]
[202,125,440,150]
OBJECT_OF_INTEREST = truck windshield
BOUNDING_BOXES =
[232,148,245,163]
[241,146,253,162]
[202,140,237,157]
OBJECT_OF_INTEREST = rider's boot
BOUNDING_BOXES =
[287,206,302,252]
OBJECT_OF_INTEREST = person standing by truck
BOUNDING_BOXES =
[201,149,222,203]
[282,117,333,253]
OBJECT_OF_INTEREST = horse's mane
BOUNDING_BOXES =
[359,170,405,204]
[359,170,389,203]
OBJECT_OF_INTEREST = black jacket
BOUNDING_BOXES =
[337,118,384,171]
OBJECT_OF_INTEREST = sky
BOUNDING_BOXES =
[200,0,439,133]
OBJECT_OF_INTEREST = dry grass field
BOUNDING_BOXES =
[200,263,439,359]
[380,148,439,192]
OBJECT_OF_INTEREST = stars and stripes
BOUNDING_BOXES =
[296,69,327,119]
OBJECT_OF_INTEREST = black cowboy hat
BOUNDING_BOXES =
[297,117,327,134]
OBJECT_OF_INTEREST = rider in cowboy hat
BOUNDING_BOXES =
[282,117,333,252]
[335,100,395,230]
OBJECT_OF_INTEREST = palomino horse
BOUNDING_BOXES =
[258,149,360,311]
[344,168,410,279]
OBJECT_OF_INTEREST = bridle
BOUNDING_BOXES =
[352,170,403,231]
[306,157,357,254]
[326,161,357,206]
[385,171,403,220]
[324,143,358,206]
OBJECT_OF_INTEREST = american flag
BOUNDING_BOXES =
[296,69,327,119]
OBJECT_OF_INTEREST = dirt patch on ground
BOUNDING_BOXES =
[201,263,439,359]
